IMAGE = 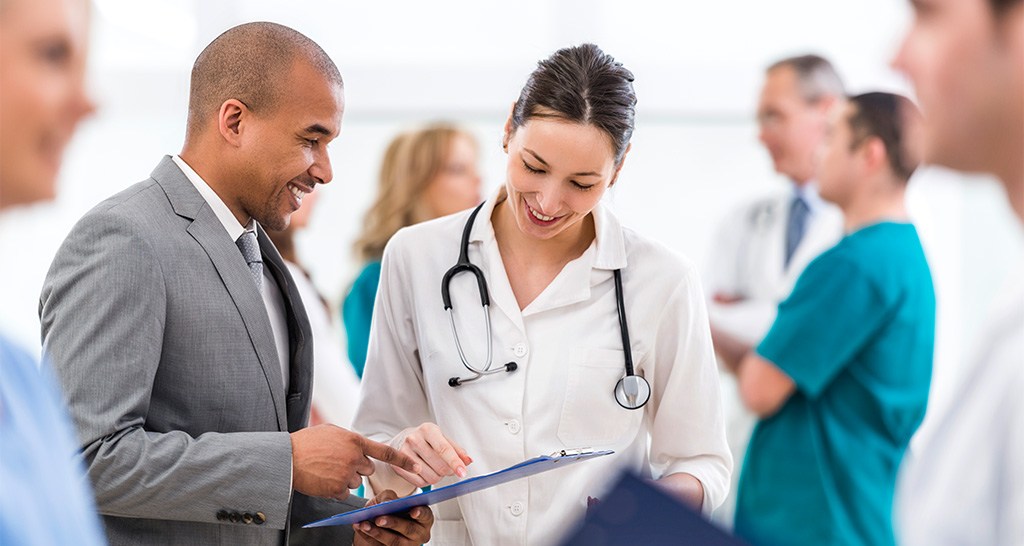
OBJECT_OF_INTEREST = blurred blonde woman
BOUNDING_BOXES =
[343,123,482,378]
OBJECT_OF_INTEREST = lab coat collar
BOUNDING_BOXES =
[469,186,627,319]
[468,186,628,271]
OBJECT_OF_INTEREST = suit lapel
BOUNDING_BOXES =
[258,227,314,432]
[152,156,288,431]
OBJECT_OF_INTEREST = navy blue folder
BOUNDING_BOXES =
[558,471,749,545]
[304,449,614,528]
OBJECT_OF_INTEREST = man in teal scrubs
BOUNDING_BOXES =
[712,92,935,546]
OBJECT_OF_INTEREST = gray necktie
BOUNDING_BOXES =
[784,195,810,267]
[235,230,263,290]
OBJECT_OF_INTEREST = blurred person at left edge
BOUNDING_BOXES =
[0,0,105,543]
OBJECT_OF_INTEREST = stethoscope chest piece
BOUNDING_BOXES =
[614,374,652,410]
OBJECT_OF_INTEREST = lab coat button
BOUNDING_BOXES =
[510,501,525,516]
[513,343,527,357]
[505,419,521,434]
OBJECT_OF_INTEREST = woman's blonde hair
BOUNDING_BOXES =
[353,123,475,262]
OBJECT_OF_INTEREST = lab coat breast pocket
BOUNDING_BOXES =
[556,348,644,447]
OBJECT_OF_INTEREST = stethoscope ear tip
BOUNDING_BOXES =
[448,377,462,387]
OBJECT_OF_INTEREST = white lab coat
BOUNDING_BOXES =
[897,276,1024,546]
[704,183,843,529]
[353,189,732,546]
[705,184,843,344]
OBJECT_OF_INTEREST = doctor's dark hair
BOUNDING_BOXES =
[510,43,637,164]
[846,92,923,184]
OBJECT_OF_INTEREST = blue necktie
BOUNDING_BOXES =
[235,231,263,290]
[785,195,809,267]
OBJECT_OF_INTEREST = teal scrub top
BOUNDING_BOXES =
[735,222,935,546]
[342,260,382,379]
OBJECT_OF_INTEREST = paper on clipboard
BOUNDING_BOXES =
[303,449,614,528]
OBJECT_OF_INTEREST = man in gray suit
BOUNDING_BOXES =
[40,22,432,545]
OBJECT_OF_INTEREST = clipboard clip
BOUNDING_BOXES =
[550,447,594,457]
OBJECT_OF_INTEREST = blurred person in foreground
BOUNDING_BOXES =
[892,0,1024,543]
[344,123,481,378]
[714,92,935,546]
[267,191,362,428]
[0,0,104,543]
[38,21,430,545]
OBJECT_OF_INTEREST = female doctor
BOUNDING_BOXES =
[352,43,731,545]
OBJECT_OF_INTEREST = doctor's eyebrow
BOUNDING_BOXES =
[522,148,602,177]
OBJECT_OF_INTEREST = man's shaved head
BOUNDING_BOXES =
[186,21,342,137]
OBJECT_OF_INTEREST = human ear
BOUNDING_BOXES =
[861,137,887,173]
[502,101,516,152]
[218,99,248,147]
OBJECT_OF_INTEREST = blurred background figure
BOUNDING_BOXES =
[267,191,361,427]
[0,0,104,543]
[705,54,846,527]
[717,92,934,546]
[343,123,482,379]
[892,0,1024,543]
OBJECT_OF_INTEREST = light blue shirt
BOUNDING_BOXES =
[0,334,106,544]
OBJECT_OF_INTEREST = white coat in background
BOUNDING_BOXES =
[705,183,844,345]
[353,189,732,546]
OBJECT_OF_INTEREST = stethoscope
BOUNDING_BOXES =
[441,202,652,410]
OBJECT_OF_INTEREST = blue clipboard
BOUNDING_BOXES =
[303,449,614,528]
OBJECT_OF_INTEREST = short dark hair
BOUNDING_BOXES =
[767,54,846,103]
[510,43,637,164]
[846,92,923,183]
[187,22,342,136]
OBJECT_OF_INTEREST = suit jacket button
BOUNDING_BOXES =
[216,510,229,521]
[229,512,241,524]
[242,512,254,524]
[255,512,266,525]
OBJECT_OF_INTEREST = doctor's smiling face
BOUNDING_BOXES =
[498,43,636,245]
[502,110,626,242]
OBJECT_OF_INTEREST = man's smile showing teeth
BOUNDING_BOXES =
[288,183,306,203]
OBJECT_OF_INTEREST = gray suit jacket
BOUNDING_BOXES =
[40,156,362,545]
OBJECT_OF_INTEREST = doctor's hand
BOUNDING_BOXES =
[389,423,473,488]
[291,424,420,501]
[353,490,433,546]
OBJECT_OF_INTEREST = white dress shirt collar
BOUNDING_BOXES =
[469,186,628,271]
[172,155,257,240]
[794,181,827,215]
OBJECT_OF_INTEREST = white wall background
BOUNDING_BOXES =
[1,0,1021,431]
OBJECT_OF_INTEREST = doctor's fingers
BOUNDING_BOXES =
[423,429,472,474]
[404,434,463,480]
[392,464,432,489]
[361,436,420,474]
